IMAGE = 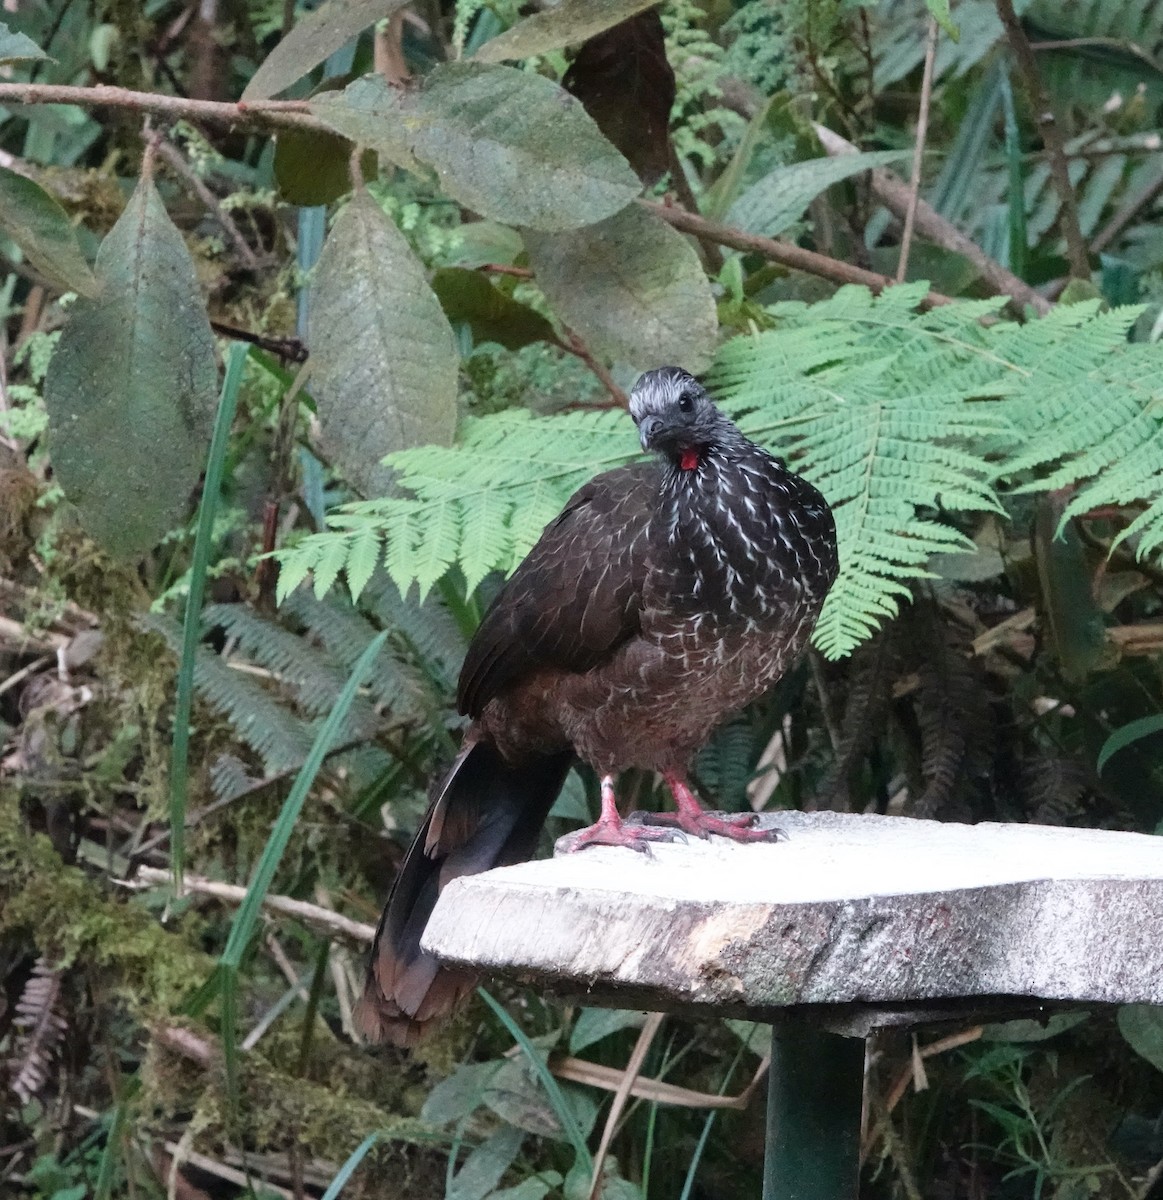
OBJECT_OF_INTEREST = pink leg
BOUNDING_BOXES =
[555,775,681,854]
[627,771,785,842]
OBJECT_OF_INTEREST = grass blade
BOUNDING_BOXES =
[321,1131,382,1200]
[170,340,249,890]
[220,628,388,969]
[1001,70,1027,280]
[217,629,388,1114]
[93,1097,129,1200]
[478,986,594,1176]
[678,1038,750,1200]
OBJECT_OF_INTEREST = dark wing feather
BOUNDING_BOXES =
[458,461,658,717]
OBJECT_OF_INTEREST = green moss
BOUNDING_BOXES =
[142,1031,443,1175]
[0,784,213,1014]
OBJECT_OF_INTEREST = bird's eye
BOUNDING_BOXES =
[677,391,694,413]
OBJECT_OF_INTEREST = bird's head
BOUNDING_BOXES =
[629,367,729,468]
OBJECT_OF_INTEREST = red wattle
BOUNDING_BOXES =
[680,448,700,471]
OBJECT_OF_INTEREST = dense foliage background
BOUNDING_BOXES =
[2,0,1163,1196]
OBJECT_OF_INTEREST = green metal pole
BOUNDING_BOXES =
[763,1024,865,1200]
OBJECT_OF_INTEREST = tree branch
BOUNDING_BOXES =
[639,199,955,309]
[557,328,630,408]
[995,0,1091,280]
[814,125,1051,315]
[132,865,376,945]
[155,136,263,270]
[0,82,327,134]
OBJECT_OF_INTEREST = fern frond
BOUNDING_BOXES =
[210,753,262,802]
[697,716,756,811]
[281,588,432,720]
[276,408,637,604]
[712,285,1011,657]
[995,306,1163,557]
[145,614,316,774]
[1022,754,1093,827]
[205,603,380,735]
[907,601,992,820]
[8,958,67,1104]
[277,287,1163,662]
[815,624,901,811]
[364,576,465,692]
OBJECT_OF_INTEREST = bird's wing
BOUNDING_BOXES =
[457,461,658,717]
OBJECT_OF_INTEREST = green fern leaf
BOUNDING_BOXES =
[344,522,382,602]
[312,532,351,599]
[276,286,1163,663]
[411,497,461,600]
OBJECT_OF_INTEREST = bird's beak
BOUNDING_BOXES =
[638,415,664,451]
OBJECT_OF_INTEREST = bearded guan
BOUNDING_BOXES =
[356,367,839,1045]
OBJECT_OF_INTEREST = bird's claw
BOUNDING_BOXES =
[628,808,786,843]
[554,820,682,856]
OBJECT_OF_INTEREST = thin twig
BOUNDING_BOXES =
[159,1142,294,1200]
[640,199,954,308]
[0,615,68,654]
[995,0,1091,279]
[1137,1154,1163,1200]
[477,263,534,279]
[589,1013,665,1200]
[808,650,842,752]
[152,1023,215,1067]
[314,884,362,1042]
[0,82,326,133]
[815,124,1051,314]
[558,329,630,408]
[0,655,51,699]
[552,1052,768,1110]
[132,865,376,944]
[266,934,313,1001]
[208,321,307,363]
[897,16,939,283]
[155,137,262,270]
[861,1026,982,1164]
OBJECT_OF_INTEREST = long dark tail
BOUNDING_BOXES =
[356,735,572,1046]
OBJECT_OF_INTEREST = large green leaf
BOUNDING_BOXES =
[313,64,641,231]
[1098,714,1163,774]
[309,75,427,174]
[430,268,556,350]
[0,166,97,296]
[0,21,48,65]
[1117,1005,1163,1074]
[727,151,910,239]
[43,176,217,555]
[524,203,717,370]
[474,0,661,63]
[273,126,376,205]
[242,0,409,100]
[562,10,674,187]
[447,1127,524,1200]
[309,190,458,497]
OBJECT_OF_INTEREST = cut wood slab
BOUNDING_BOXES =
[421,811,1163,1028]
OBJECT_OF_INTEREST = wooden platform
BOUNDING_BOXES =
[422,810,1163,1033]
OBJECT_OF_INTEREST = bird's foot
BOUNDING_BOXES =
[555,818,680,855]
[639,770,787,842]
[554,773,683,855]
[627,807,785,842]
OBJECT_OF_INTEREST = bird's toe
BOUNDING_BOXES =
[554,820,681,855]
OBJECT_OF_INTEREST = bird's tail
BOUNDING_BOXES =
[356,735,572,1046]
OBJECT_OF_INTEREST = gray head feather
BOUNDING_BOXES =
[628,367,733,456]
